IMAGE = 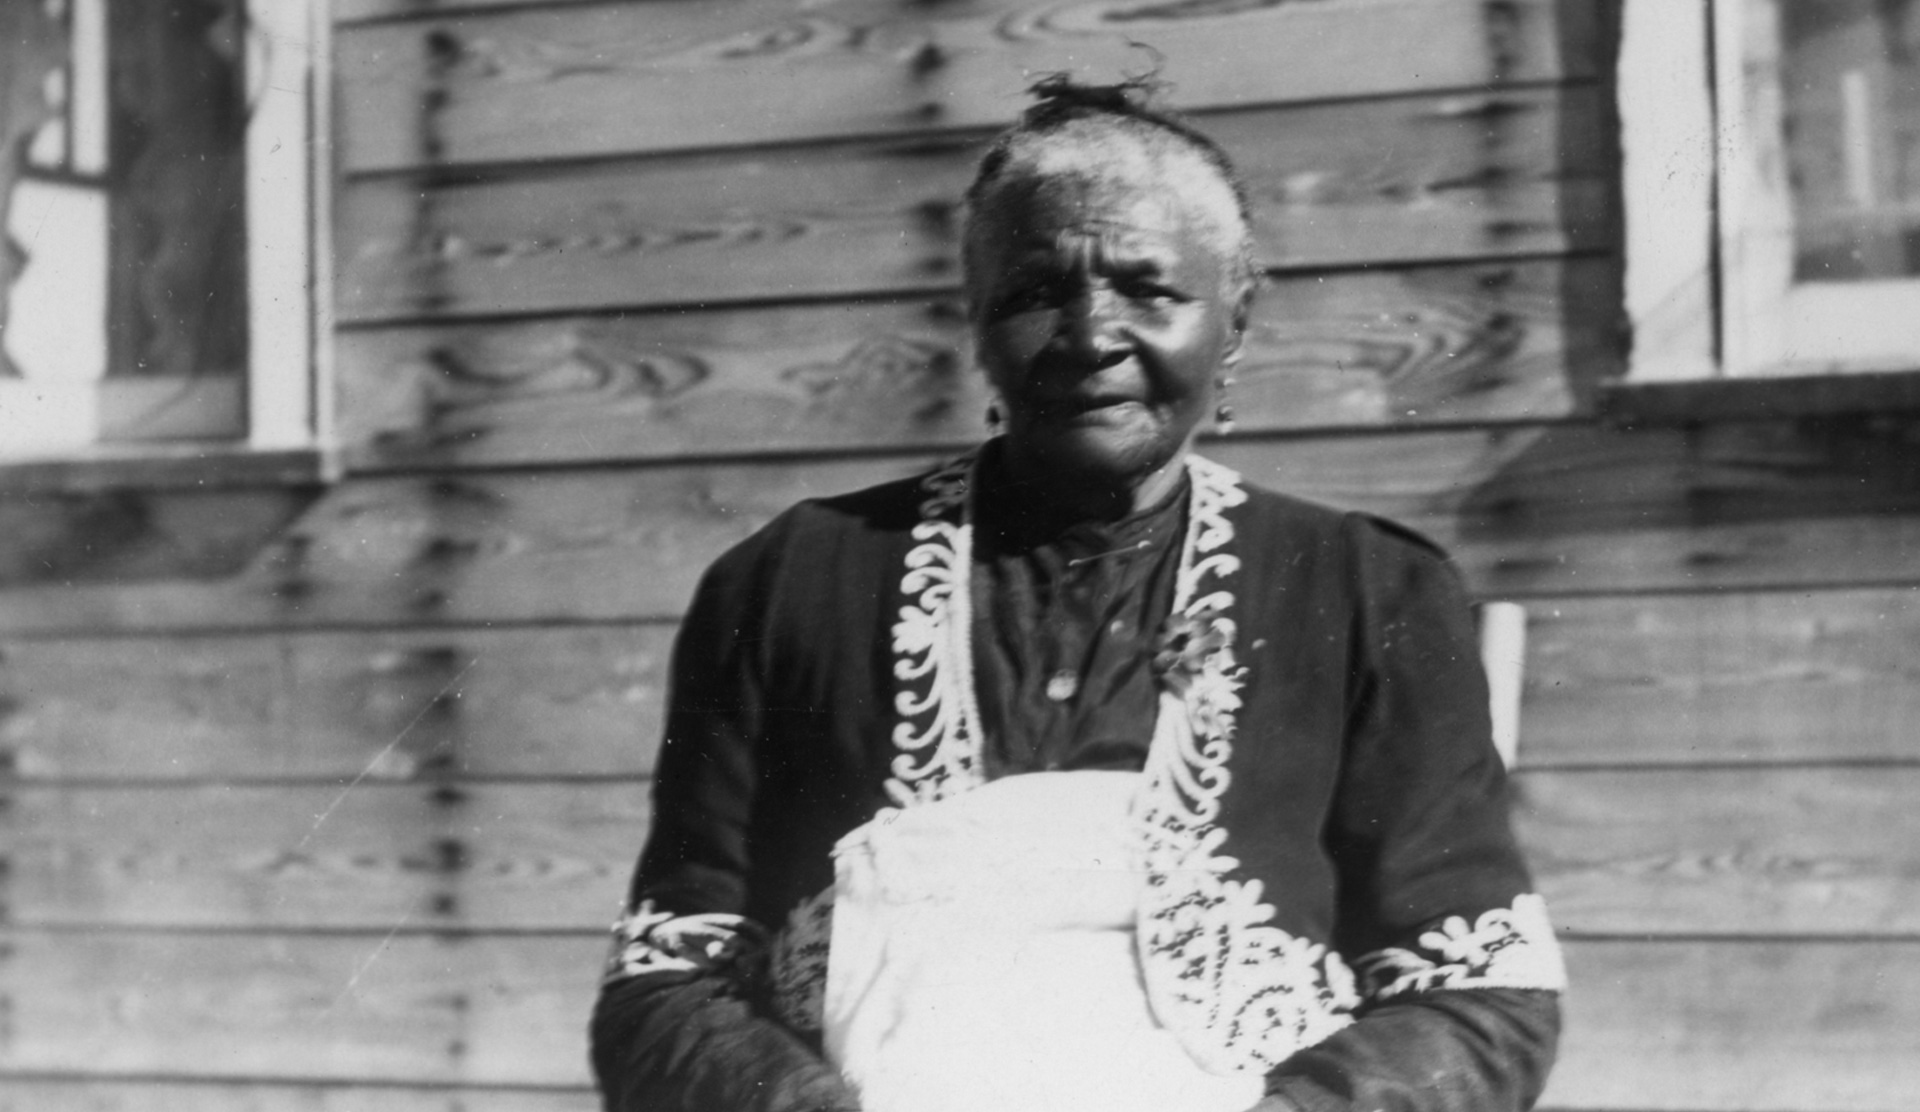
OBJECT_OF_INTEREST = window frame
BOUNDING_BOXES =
[245,0,330,453]
[0,0,331,468]
[1620,0,1920,383]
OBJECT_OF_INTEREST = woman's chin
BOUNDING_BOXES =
[1013,416,1178,489]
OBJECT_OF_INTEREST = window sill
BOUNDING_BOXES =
[1598,368,1920,426]
[0,442,332,493]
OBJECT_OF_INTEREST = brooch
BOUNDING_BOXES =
[1152,609,1245,741]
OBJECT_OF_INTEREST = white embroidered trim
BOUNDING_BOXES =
[877,451,1555,1073]
[881,451,1358,1071]
[883,456,987,806]
[768,886,836,1032]
[603,900,767,986]
[1130,456,1360,1073]
[1355,893,1569,1000]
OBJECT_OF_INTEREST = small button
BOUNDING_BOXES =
[1045,669,1079,702]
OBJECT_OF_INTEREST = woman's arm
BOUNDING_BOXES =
[589,542,861,1112]
[593,962,858,1112]
[1260,515,1564,1112]
[1257,989,1559,1112]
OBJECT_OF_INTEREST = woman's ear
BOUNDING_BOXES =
[1225,284,1253,362]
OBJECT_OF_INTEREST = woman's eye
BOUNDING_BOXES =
[993,283,1057,314]
[1120,279,1182,303]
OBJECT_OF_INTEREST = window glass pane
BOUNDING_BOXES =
[2,0,253,449]
[1783,0,1920,281]
[106,0,249,390]
[25,69,67,169]
[2,179,108,384]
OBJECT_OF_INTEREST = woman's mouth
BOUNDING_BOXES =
[1042,396,1146,424]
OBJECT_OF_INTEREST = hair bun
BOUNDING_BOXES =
[1022,73,1170,126]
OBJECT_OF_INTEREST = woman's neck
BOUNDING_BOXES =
[990,439,1189,524]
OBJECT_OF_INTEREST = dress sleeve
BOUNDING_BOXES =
[589,539,861,1112]
[1262,515,1565,1112]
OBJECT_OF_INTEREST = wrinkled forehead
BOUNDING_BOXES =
[967,124,1246,260]
[976,174,1194,253]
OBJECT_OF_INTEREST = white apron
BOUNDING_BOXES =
[821,771,1264,1112]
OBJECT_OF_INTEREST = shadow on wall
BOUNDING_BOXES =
[0,483,323,588]
[1452,414,1920,595]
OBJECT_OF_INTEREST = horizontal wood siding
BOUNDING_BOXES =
[335,90,1611,321]
[334,259,1618,469]
[1548,941,1920,1112]
[1523,587,1920,766]
[7,419,1920,636]
[6,931,1917,1109]
[334,0,1597,170]
[9,0,1918,1108]
[0,933,607,1085]
[4,783,646,930]
[2,586,1917,784]
[7,765,1919,935]
[0,626,671,780]
[0,1083,595,1112]
[1515,767,1920,935]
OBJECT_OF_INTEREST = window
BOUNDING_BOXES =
[0,0,324,460]
[1621,0,1920,380]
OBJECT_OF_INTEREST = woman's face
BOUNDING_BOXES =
[969,172,1245,491]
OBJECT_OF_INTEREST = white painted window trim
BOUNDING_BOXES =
[1619,0,1719,382]
[1475,601,1526,771]
[1621,0,1920,380]
[247,0,332,452]
[0,0,332,464]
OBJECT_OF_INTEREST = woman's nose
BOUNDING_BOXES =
[1057,286,1126,364]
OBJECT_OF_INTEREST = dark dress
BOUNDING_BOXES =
[591,445,1563,1112]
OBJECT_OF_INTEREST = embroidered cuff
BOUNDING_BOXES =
[603,900,769,986]
[1353,893,1568,1001]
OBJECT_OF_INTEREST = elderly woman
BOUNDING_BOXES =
[591,79,1564,1112]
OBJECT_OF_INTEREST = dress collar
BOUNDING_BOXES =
[972,439,1191,563]
[882,443,1246,807]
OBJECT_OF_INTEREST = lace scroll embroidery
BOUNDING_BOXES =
[603,900,767,986]
[769,886,836,1032]
[878,452,1369,1073]
[1133,455,1360,1074]
[1354,893,1568,1001]
[884,453,986,807]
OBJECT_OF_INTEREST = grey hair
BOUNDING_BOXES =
[961,76,1258,304]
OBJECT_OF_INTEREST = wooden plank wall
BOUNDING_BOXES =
[3,0,1919,1108]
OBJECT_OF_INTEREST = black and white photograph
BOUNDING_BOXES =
[1,1,1916,1110]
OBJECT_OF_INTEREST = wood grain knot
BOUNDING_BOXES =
[433,838,469,874]
[413,535,484,569]
[908,42,947,77]
[423,28,463,69]
[1482,0,1527,81]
